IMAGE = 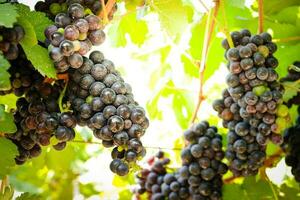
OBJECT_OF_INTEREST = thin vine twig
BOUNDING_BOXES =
[0,176,8,194]
[100,0,109,24]
[190,1,220,124]
[99,0,116,20]
[258,0,264,33]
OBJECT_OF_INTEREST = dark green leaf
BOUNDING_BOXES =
[0,137,18,178]
[0,3,18,27]
[22,45,56,78]
[0,104,17,133]
[0,55,11,90]
[15,4,53,41]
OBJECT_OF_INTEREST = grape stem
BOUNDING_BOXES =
[190,1,220,124]
[0,176,8,194]
[258,0,264,33]
[100,0,109,24]
[58,79,69,113]
[0,132,4,137]
[288,64,300,73]
[99,0,116,20]
[223,149,283,184]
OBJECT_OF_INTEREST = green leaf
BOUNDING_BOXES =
[263,0,300,15]
[242,177,276,199]
[223,183,247,200]
[18,17,38,48]
[0,55,11,90]
[21,45,56,78]
[279,183,300,199]
[15,4,53,41]
[0,3,18,27]
[0,94,17,110]
[172,92,193,129]
[282,81,300,102]
[79,183,100,198]
[272,6,300,25]
[108,12,148,47]
[118,189,132,200]
[151,0,193,36]
[112,173,135,187]
[0,137,18,178]
[181,54,198,78]
[0,104,17,133]
[16,193,42,200]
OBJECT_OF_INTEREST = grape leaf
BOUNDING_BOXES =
[282,81,300,102]
[263,0,300,15]
[223,184,247,200]
[279,184,300,199]
[172,92,193,129]
[15,4,53,41]
[108,12,148,47]
[272,6,300,25]
[18,17,38,48]
[118,189,132,200]
[112,173,135,187]
[0,55,11,90]
[79,183,100,198]
[0,94,17,110]
[151,0,193,36]
[21,45,56,78]
[16,193,42,200]
[0,137,18,178]
[0,104,17,133]
[0,3,18,27]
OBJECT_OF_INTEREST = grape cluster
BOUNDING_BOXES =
[213,29,290,176]
[280,61,300,106]
[181,121,227,200]
[134,121,227,200]
[0,51,44,96]
[0,24,25,60]
[282,107,300,182]
[134,151,189,200]
[44,2,106,72]
[6,81,76,164]
[35,0,117,20]
[65,50,149,176]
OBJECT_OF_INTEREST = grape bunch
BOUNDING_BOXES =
[35,0,117,20]
[180,121,227,200]
[133,151,188,200]
[6,80,76,164]
[65,50,149,176]
[0,24,25,60]
[213,29,290,176]
[282,107,300,182]
[0,51,44,96]
[280,61,300,106]
[44,2,106,72]
[134,121,227,200]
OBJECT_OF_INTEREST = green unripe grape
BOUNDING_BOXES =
[275,117,286,133]
[258,45,269,58]
[86,95,93,104]
[57,28,65,34]
[276,104,289,117]
[85,8,93,15]
[117,146,124,151]
[253,85,268,96]
[50,3,62,15]
[48,44,54,52]
[0,35,3,42]
[61,3,68,12]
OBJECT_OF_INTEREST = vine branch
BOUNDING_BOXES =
[100,0,109,24]
[190,0,220,123]
[99,0,116,21]
[258,0,264,33]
